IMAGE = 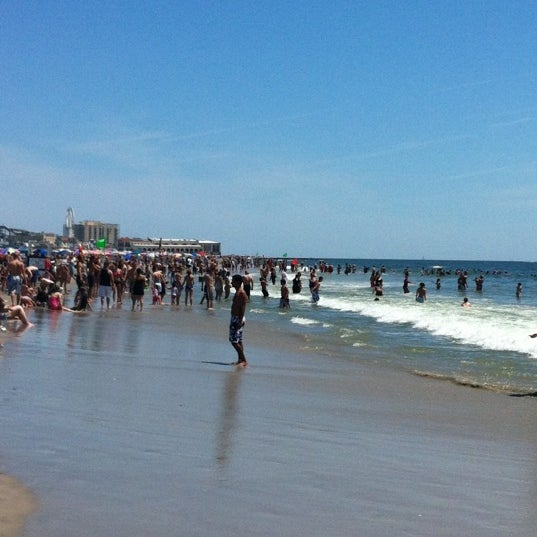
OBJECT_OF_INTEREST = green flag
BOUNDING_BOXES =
[282,252,288,258]
[96,238,106,249]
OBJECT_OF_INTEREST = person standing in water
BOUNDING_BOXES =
[279,279,290,309]
[416,282,427,303]
[229,274,248,366]
[311,276,323,303]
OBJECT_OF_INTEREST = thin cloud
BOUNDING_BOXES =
[431,79,493,95]
[304,133,473,168]
[490,117,534,128]
[169,111,318,141]
[448,165,511,181]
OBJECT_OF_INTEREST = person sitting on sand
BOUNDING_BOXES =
[0,296,34,327]
[47,285,64,311]
[20,282,37,308]
[71,286,91,311]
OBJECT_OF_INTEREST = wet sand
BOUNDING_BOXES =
[0,473,37,537]
[0,302,536,536]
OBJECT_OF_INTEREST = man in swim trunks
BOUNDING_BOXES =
[98,261,115,310]
[204,267,215,309]
[415,282,427,303]
[229,274,248,366]
[7,252,26,305]
[242,271,253,301]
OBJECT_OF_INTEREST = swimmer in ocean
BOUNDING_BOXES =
[415,282,426,303]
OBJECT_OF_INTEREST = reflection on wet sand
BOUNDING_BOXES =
[216,369,244,469]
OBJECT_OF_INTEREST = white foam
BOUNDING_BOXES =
[316,289,537,359]
[290,316,319,326]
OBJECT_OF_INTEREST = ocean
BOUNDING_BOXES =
[249,258,537,394]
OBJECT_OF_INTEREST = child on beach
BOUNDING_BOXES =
[152,284,162,305]
[229,274,248,366]
[171,283,179,305]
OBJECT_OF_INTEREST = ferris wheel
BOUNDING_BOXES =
[65,207,75,237]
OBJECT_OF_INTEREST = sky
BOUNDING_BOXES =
[2,1,537,261]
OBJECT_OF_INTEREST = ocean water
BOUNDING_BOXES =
[249,259,537,394]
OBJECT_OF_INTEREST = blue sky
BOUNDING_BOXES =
[2,1,537,260]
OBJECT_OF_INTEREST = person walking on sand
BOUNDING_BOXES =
[416,282,427,303]
[229,274,248,366]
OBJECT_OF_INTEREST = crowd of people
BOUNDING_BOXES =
[0,251,329,363]
[3,251,531,317]
[0,251,331,313]
[3,250,537,350]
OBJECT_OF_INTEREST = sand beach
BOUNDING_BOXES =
[0,288,536,536]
